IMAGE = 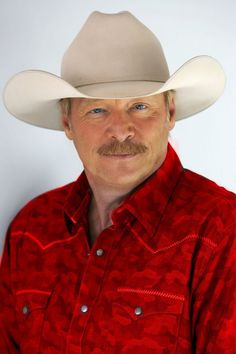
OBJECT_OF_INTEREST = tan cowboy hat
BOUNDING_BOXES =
[3,11,226,131]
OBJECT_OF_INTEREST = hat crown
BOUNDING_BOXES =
[61,11,170,87]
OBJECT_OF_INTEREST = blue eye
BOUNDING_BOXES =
[89,108,105,114]
[133,104,147,110]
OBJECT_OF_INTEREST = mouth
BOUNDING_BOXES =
[102,154,138,159]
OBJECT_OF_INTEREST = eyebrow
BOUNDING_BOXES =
[73,97,160,116]
[80,98,106,107]
[80,97,155,106]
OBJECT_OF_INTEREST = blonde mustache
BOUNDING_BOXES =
[97,139,147,156]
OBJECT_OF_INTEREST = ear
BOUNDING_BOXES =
[167,93,176,131]
[61,114,73,140]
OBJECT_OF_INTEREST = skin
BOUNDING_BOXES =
[61,93,176,245]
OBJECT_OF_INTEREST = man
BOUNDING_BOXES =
[0,11,235,354]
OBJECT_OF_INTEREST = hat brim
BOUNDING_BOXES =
[3,55,226,130]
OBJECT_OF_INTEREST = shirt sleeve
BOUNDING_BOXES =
[0,229,20,353]
[191,222,236,353]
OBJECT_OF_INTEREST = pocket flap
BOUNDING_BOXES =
[113,288,184,320]
[15,289,51,320]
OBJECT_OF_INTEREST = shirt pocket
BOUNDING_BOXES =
[15,289,51,353]
[112,288,184,353]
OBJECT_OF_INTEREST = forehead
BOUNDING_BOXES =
[72,93,165,108]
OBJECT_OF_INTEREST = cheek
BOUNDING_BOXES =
[140,120,169,159]
[72,125,101,159]
[139,117,168,142]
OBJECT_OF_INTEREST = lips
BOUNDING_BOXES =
[103,154,138,159]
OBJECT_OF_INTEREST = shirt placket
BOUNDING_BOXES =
[66,223,119,354]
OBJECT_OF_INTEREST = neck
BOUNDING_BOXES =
[87,176,134,229]
[85,171,140,245]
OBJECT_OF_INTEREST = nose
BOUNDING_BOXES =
[106,110,135,142]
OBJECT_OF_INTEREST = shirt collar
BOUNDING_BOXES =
[64,170,91,226]
[64,143,183,238]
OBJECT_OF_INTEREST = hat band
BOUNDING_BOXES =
[74,80,166,99]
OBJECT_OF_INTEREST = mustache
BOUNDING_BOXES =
[97,139,148,156]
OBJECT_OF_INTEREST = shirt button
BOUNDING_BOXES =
[87,252,90,256]
[22,305,30,315]
[134,306,143,316]
[96,248,104,257]
[80,304,89,313]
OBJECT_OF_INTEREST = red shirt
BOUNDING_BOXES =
[0,144,235,353]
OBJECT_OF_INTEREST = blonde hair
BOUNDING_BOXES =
[164,90,175,111]
[59,97,72,117]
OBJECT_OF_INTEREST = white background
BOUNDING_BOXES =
[0,0,235,253]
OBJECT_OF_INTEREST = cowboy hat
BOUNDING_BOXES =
[3,11,226,131]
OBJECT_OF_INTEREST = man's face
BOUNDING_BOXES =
[62,93,175,189]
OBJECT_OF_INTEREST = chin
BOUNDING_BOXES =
[103,170,147,189]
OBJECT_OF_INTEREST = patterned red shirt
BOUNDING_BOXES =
[0,144,235,353]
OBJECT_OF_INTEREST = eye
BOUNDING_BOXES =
[88,108,106,115]
[132,103,148,111]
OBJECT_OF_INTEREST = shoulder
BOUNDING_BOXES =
[9,180,75,232]
[181,168,235,204]
[178,169,235,241]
